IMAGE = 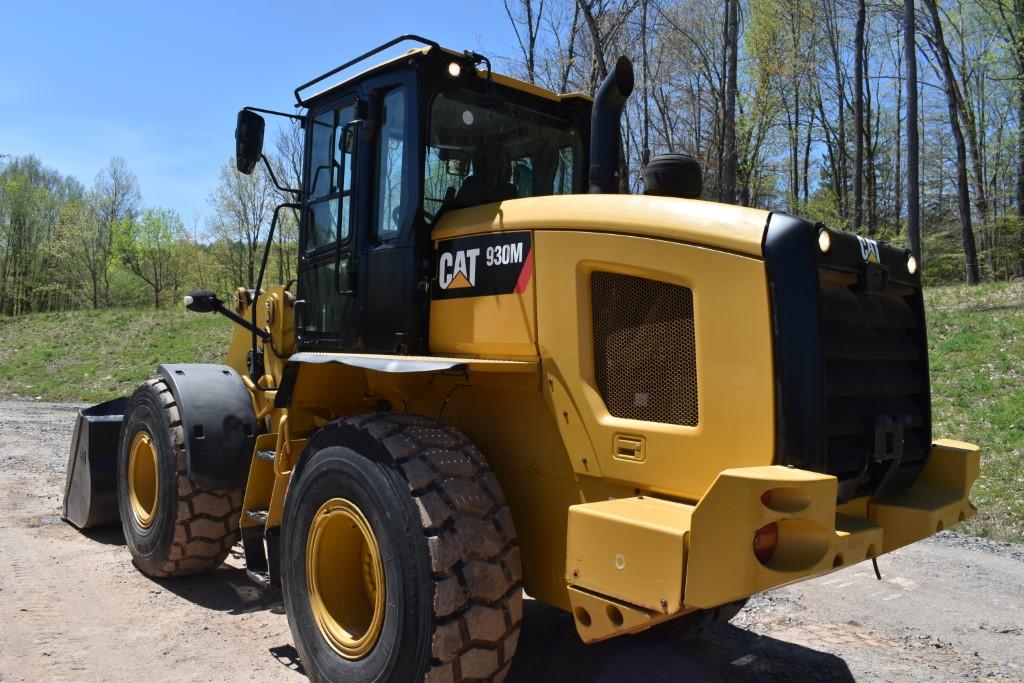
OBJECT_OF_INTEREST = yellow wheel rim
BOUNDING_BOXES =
[307,498,386,659]
[128,431,159,528]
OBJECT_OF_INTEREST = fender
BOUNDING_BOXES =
[157,364,257,490]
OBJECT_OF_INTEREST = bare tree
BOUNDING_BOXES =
[505,0,546,84]
[722,0,739,204]
[854,0,866,229]
[208,158,277,289]
[83,157,140,307]
[905,0,921,259]
[923,0,980,284]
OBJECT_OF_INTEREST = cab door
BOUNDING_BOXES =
[359,81,426,353]
[296,98,359,348]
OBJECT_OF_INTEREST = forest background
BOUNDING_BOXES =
[2,0,1023,315]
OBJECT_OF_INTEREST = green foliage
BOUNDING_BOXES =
[0,153,297,317]
[923,214,1024,284]
[926,281,1024,542]
[115,207,187,308]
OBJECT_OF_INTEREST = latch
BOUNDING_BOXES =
[614,434,646,463]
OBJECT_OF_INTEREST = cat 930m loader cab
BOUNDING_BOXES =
[64,35,980,682]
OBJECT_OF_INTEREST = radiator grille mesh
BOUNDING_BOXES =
[591,271,698,426]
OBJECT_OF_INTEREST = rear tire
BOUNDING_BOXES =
[281,413,523,683]
[117,378,243,577]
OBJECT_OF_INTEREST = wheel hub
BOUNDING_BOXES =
[128,431,159,528]
[306,498,386,659]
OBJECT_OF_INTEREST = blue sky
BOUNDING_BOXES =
[0,1,519,226]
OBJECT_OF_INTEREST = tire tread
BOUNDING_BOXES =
[142,379,243,577]
[320,414,523,682]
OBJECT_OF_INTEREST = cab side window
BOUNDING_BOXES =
[306,103,355,251]
[375,88,406,241]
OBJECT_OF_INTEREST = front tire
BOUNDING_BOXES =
[117,378,243,577]
[281,414,523,683]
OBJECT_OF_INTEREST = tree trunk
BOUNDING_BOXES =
[1017,6,1024,220]
[924,0,980,284]
[854,0,866,230]
[641,0,651,168]
[722,0,739,204]
[803,108,812,205]
[895,43,903,236]
[905,0,920,259]
[866,59,879,236]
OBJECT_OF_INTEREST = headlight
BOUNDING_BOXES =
[817,227,831,254]
[907,252,918,275]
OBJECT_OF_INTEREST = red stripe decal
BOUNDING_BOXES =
[513,248,534,293]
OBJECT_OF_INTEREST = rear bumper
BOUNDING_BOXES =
[565,438,979,642]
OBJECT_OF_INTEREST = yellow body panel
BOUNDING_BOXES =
[566,586,678,644]
[220,194,977,645]
[566,497,692,613]
[535,230,776,499]
[868,439,981,552]
[428,273,538,357]
[559,440,977,636]
[433,195,770,257]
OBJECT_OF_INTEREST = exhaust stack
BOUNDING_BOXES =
[588,56,635,194]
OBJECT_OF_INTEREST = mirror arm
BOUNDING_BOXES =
[243,106,304,122]
[220,304,272,343]
[260,154,301,201]
[251,202,301,382]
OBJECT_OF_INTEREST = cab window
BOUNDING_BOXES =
[375,89,406,240]
[305,103,355,251]
[424,89,583,217]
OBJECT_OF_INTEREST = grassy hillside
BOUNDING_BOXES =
[1,283,1021,542]
[925,282,1024,543]
[0,307,232,402]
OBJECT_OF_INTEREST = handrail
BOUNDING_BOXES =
[293,34,440,106]
[251,202,301,382]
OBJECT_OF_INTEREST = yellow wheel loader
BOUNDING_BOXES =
[63,35,980,682]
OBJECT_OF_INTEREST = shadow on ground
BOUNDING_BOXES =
[125,547,852,681]
[144,549,285,617]
[508,600,854,683]
[79,524,126,546]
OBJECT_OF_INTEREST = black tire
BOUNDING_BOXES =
[117,378,243,577]
[638,599,748,642]
[281,413,523,683]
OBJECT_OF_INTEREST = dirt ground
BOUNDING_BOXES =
[1,399,1021,682]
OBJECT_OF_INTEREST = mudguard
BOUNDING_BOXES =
[157,364,257,490]
[63,397,128,529]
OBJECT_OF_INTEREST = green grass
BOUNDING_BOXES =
[0,307,232,403]
[925,281,1024,543]
[1,282,1021,542]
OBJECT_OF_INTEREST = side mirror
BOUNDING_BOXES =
[235,110,265,175]
[184,290,221,313]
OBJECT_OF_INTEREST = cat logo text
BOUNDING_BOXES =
[438,248,481,290]
[432,232,534,301]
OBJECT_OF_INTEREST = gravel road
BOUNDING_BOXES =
[1,399,1021,682]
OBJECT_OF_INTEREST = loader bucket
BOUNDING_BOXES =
[62,397,127,529]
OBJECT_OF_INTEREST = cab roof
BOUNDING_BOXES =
[297,37,590,109]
